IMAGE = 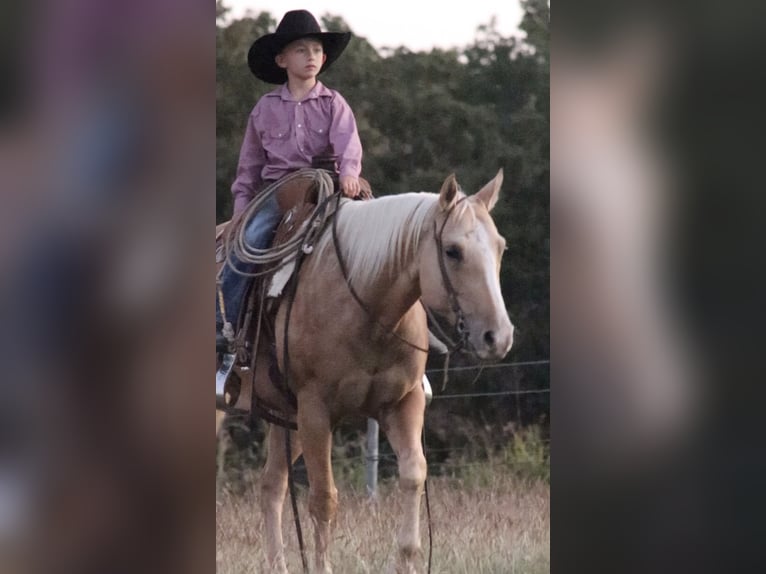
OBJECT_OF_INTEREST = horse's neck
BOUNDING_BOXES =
[332,194,437,318]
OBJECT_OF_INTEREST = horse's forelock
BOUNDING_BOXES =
[451,195,476,228]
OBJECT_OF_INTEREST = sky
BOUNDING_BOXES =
[221,1,525,52]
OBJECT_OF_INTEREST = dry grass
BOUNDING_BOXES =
[216,471,549,573]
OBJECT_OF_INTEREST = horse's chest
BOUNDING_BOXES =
[345,362,420,412]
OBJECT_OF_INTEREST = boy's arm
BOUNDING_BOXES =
[329,93,363,196]
[231,110,266,215]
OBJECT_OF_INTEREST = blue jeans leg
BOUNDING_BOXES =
[216,193,282,328]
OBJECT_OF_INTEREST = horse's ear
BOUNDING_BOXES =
[439,173,459,211]
[474,169,504,212]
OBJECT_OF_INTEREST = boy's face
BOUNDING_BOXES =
[276,38,327,82]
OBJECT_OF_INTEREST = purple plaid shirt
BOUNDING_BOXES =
[231,82,363,214]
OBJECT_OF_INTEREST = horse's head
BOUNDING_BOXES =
[420,170,514,361]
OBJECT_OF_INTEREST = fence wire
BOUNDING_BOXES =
[219,359,551,491]
[426,359,549,374]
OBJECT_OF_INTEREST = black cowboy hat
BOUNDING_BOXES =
[248,10,352,84]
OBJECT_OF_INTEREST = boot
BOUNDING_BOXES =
[216,322,232,354]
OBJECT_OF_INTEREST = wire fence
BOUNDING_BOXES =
[284,457,546,479]
[218,358,551,490]
[424,358,549,399]
[222,358,550,427]
[426,359,550,373]
[434,388,549,399]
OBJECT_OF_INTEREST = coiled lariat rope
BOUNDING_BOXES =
[216,168,337,334]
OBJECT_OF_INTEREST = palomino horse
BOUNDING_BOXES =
[220,170,513,573]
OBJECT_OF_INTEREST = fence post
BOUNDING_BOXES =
[366,418,379,499]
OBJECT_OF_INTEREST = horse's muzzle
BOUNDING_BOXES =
[473,321,514,361]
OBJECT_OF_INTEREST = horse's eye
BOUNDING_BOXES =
[445,245,462,262]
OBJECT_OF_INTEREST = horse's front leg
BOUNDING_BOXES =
[261,424,302,574]
[382,385,427,574]
[297,397,337,574]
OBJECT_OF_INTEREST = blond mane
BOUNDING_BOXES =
[307,191,473,292]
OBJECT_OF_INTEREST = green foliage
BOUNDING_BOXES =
[434,425,549,489]
[216,3,549,425]
[502,425,550,482]
[331,428,367,489]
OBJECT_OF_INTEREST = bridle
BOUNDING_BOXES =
[428,197,471,355]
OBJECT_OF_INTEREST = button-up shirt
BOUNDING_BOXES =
[231,82,363,214]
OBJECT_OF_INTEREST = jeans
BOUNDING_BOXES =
[216,193,282,329]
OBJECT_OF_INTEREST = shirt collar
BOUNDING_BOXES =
[269,81,331,102]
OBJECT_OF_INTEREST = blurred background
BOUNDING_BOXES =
[553,1,766,572]
[0,0,214,572]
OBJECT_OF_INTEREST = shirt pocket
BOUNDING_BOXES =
[262,125,290,144]
[305,118,331,154]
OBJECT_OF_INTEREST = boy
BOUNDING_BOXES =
[216,10,363,352]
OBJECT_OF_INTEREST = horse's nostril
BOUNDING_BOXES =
[483,330,496,348]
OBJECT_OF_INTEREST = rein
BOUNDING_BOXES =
[331,192,430,354]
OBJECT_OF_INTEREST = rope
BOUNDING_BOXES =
[226,169,336,270]
[216,169,337,329]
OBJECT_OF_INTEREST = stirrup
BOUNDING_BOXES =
[216,353,240,410]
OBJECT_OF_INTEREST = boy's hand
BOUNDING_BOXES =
[340,175,360,198]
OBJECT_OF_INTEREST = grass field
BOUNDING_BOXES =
[216,430,549,573]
